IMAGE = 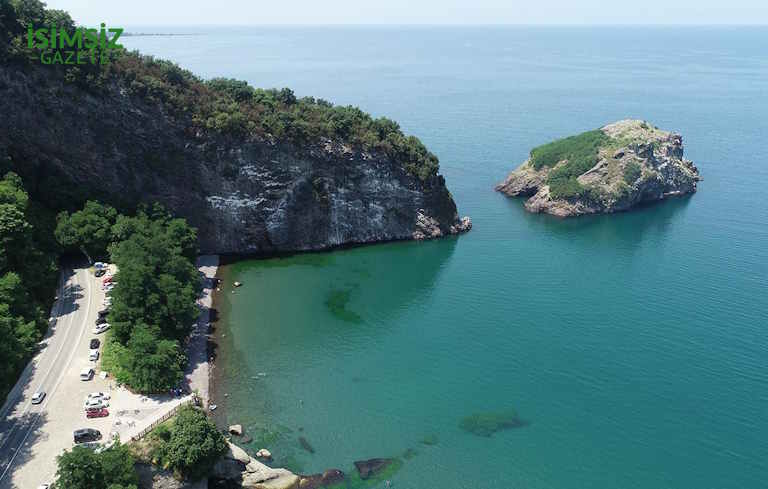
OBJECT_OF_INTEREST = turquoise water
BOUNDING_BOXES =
[124,27,768,488]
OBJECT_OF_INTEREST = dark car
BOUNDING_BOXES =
[95,316,108,325]
[73,428,101,443]
[98,309,109,317]
[86,408,109,418]
[89,338,100,349]
[95,269,106,277]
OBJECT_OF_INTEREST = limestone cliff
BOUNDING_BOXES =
[496,120,700,216]
[0,63,469,254]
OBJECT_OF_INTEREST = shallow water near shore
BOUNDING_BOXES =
[125,27,768,488]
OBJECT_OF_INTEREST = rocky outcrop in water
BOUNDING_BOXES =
[0,64,470,254]
[496,120,700,216]
[212,442,300,489]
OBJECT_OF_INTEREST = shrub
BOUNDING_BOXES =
[623,161,642,184]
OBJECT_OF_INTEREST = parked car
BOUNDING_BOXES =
[93,323,110,334]
[102,276,114,284]
[73,428,100,443]
[80,368,94,381]
[36,484,50,489]
[89,338,101,349]
[98,309,109,317]
[86,408,109,418]
[89,349,100,361]
[84,397,109,410]
[87,391,111,401]
[31,391,46,404]
[95,316,108,325]
[95,268,106,277]
[94,262,106,270]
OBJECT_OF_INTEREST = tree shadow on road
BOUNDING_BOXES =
[0,410,51,489]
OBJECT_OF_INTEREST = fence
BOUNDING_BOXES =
[130,395,199,442]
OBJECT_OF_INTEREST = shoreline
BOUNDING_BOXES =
[185,254,219,408]
[208,259,231,428]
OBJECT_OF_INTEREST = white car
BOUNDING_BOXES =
[89,349,100,361]
[31,391,46,404]
[87,391,111,401]
[84,398,109,409]
[93,323,110,334]
[80,368,94,381]
[37,485,50,489]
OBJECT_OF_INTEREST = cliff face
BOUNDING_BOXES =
[496,120,700,217]
[0,64,470,254]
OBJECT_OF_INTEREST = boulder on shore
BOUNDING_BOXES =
[229,424,243,436]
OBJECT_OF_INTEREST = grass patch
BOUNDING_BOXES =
[528,129,611,200]
[459,410,526,437]
[623,161,642,184]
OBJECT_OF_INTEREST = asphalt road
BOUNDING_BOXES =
[0,266,106,488]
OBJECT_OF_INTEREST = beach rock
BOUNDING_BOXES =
[354,458,393,480]
[215,441,300,489]
[229,424,243,436]
[224,441,252,464]
[256,448,272,460]
[298,469,344,489]
[495,120,701,217]
[0,64,470,255]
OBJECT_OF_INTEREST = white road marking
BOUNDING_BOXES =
[0,269,94,483]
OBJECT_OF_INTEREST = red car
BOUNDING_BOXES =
[86,408,109,418]
[102,276,114,284]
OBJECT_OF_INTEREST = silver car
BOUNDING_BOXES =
[31,391,46,404]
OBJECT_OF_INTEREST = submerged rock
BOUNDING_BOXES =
[299,436,315,454]
[353,458,394,480]
[459,411,527,437]
[298,469,345,489]
[496,120,700,217]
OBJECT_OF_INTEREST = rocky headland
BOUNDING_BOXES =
[0,60,470,255]
[495,120,700,216]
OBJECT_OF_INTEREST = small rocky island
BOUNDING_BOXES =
[495,120,701,216]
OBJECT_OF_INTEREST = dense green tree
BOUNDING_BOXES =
[152,406,227,481]
[115,323,184,392]
[55,201,118,262]
[55,446,106,489]
[55,442,138,489]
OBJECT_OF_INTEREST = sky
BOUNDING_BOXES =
[45,0,768,25]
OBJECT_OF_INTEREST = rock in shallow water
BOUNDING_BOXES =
[353,458,394,480]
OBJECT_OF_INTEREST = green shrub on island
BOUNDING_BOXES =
[55,441,139,489]
[623,161,643,184]
[529,129,610,199]
[148,405,227,481]
[459,410,526,437]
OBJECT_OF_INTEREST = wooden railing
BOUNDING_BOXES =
[130,395,198,442]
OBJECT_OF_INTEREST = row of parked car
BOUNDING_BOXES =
[73,263,114,446]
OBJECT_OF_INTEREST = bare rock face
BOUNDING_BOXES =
[212,442,300,489]
[495,120,701,217]
[0,64,470,254]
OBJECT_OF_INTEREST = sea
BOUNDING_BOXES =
[122,26,768,489]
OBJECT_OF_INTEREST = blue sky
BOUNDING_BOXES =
[46,0,768,25]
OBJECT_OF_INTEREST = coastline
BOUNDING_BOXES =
[186,254,219,408]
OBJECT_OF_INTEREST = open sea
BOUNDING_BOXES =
[123,27,768,489]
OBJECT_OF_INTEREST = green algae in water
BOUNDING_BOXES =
[325,287,363,323]
[326,458,404,489]
[419,434,439,446]
[459,410,526,437]
[403,447,419,460]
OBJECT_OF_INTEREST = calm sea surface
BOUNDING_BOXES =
[123,27,768,489]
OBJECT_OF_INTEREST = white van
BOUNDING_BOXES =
[80,368,94,381]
